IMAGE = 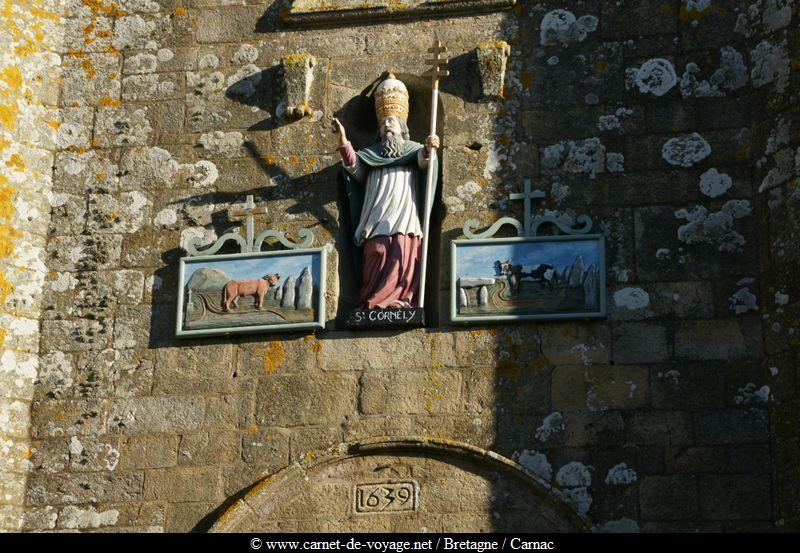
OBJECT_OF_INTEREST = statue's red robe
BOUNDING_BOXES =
[340,140,436,309]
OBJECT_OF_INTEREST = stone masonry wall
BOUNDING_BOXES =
[0,0,63,531]
[5,0,796,532]
[745,0,800,531]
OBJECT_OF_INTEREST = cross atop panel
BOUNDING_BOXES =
[509,179,546,236]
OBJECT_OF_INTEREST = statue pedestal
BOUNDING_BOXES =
[346,307,424,328]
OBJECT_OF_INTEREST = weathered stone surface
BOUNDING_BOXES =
[651,365,726,409]
[68,435,120,472]
[107,397,205,434]
[45,235,123,273]
[675,319,749,360]
[359,370,462,415]
[177,430,239,467]
[117,435,180,470]
[94,106,154,148]
[699,475,772,520]
[665,446,729,474]
[61,54,122,107]
[26,473,145,506]
[318,331,454,371]
[153,344,236,393]
[612,323,671,363]
[625,412,693,446]
[29,439,70,475]
[634,205,757,282]
[164,501,219,532]
[539,323,611,365]
[692,409,769,445]
[609,281,714,321]
[552,365,649,411]
[113,305,156,350]
[30,399,108,439]
[87,193,151,234]
[144,466,223,502]
[196,7,261,44]
[241,428,290,468]
[562,412,626,448]
[640,475,698,520]
[255,374,357,426]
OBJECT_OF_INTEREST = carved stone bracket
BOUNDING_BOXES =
[282,0,517,26]
[463,179,594,239]
[186,195,314,257]
[280,54,317,119]
[475,39,511,100]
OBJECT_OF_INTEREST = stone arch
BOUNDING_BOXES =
[210,437,588,532]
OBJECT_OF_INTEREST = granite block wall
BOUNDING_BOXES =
[0,0,797,532]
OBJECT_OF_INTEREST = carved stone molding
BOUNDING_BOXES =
[280,53,317,119]
[475,39,511,100]
[210,436,589,532]
[281,0,516,26]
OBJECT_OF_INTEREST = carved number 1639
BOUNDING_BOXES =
[355,482,416,513]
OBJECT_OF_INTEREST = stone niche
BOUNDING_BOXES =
[283,0,517,25]
[211,438,586,532]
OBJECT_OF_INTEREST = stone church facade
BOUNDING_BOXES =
[1,0,798,532]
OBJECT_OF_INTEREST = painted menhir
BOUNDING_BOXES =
[452,235,606,322]
[177,250,325,336]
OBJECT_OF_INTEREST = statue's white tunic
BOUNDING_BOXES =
[344,150,429,246]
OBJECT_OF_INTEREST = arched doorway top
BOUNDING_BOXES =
[211,436,589,532]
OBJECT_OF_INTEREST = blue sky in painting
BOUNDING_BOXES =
[184,254,320,287]
[456,240,600,278]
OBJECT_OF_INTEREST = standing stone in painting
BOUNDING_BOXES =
[297,267,313,310]
[478,285,489,305]
[583,265,597,309]
[567,255,585,288]
[459,287,469,308]
[281,276,296,309]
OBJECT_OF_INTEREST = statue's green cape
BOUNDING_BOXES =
[339,140,439,284]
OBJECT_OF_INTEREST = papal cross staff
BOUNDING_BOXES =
[418,38,449,308]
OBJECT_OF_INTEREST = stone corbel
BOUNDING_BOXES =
[280,53,316,119]
[475,40,511,101]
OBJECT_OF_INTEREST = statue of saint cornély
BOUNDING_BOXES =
[332,73,440,309]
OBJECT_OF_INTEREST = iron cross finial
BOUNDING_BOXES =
[229,195,268,251]
[509,179,546,236]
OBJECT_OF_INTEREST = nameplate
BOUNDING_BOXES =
[346,308,424,328]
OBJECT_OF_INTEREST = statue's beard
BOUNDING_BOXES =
[380,132,405,158]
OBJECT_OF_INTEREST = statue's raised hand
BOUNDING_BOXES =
[331,117,347,146]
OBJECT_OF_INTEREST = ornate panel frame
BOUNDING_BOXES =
[175,195,327,338]
[451,234,607,324]
[450,179,608,324]
[282,0,517,26]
